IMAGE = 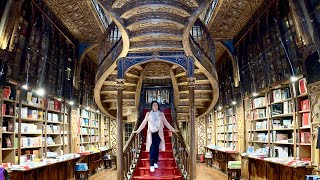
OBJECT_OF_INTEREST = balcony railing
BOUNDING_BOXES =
[97,22,122,80]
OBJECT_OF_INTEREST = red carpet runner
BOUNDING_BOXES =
[132,109,182,180]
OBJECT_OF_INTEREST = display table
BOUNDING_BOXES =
[205,146,239,173]
[8,156,81,180]
[241,155,313,180]
[6,148,112,180]
[76,148,113,175]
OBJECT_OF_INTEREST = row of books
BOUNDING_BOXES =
[46,125,60,134]
[253,109,266,119]
[271,102,292,116]
[255,120,268,130]
[90,120,98,128]
[16,123,42,134]
[2,103,14,116]
[47,113,59,122]
[81,118,89,126]
[272,88,291,102]
[20,107,42,119]
[227,134,238,141]
[20,136,42,147]
[46,137,57,145]
[272,119,292,129]
[90,136,99,142]
[300,99,309,111]
[217,112,224,118]
[227,116,237,124]
[252,97,266,108]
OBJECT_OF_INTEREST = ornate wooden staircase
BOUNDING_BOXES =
[94,0,220,179]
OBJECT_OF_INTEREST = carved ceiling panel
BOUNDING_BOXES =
[127,19,185,32]
[113,0,199,9]
[44,0,103,42]
[120,4,191,19]
[144,62,171,79]
[209,0,263,39]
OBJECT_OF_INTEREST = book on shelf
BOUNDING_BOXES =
[2,137,13,148]
[253,109,266,119]
[252,97,266,108]
[3,121,14,132]
[301,132,311,143]
[300,99,309,111]
[20,136,42,147]
[271,104,283,116]
[18,123,41,133]
[256,120,268,130]
[283,119,292,128]
[257,133,267,141]
[272,119,281,129]
[274,146,291,158]
[273,88,291,102]
[283,101,292,114]
[299,78,307,95]
[302,113,310,127]
[47,113,59,122]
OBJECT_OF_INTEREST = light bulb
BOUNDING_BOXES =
[68,101,74,105]
[232,101,237,105]
[290,76,298,82]
[36,88,45,96]
[218,106,222,110]
[252,92,258,97]
[22,84,28,90]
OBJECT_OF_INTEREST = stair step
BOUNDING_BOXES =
[140,151,174,158]
[135,167,180,176]
[142,143,172,150]
[138,158,176,167]
[132,175,182,180]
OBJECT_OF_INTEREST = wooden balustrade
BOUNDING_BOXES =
[171,108,191,179]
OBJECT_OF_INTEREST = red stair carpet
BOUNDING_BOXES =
[132,109,182,180]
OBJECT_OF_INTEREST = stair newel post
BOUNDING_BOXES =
[187,57,196,180]
[117,58,125,180]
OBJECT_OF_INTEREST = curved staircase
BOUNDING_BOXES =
[132,109,182,180]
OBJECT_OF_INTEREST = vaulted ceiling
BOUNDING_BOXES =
[43,0,265,62]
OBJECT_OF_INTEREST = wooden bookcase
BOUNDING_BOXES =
[206,112,213,144]
[242,77,311,161]
[216,109,225,147]
[77,106,102,152]
[0,80,74,164]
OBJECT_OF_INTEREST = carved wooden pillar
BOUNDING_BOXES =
[188,77,196,179]
[116,79,125,180]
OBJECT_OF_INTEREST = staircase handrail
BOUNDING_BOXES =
[122,111,143,180]
[171,104,191,179]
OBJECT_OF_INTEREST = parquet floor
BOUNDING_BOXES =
[89,163,228,180]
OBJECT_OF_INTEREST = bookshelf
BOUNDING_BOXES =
[214,105,239,150]
[0,80,74,164]
[216,109,225,147]
[242,77,311,163]
[226,106,239,150]
[77,106,102,152]
[206,112,213,144]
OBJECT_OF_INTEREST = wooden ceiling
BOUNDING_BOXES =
[43,0,265,61]
[209,0,264,62]
[44,0,105,42]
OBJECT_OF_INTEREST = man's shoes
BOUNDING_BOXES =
[150,166,155,172]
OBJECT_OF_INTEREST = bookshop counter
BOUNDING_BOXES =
[241,155,313,180]
[205,146,239,173]
[8,148,112,180]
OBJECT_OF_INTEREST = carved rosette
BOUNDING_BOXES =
[116,79,125,89]
[187,77,196,87]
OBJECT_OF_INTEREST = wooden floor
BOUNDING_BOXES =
[89,163,228,180]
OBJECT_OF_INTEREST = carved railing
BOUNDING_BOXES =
[96,22,123,80]
[171,107,191,180]
[190,18,217,78]
[123,113,142,180]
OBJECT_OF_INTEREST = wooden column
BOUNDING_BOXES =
[116,79,125,180]
[188,77,196,179]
